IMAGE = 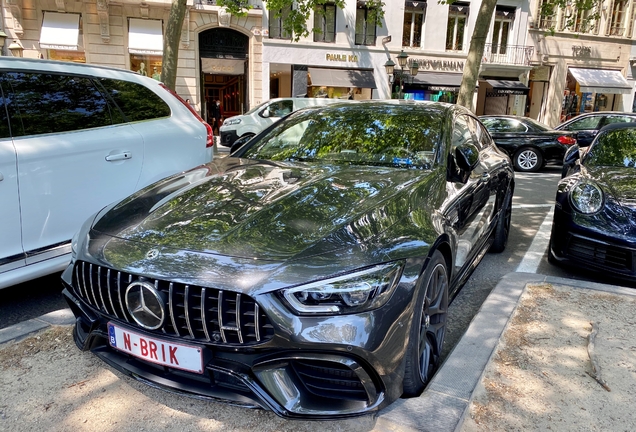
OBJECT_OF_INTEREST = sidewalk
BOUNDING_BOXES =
[1,273,634,431]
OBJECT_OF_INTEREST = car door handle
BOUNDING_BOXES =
[105,152,132,162]
[0,172,3,181]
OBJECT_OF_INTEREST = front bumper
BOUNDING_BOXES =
[61,260,411,419]
[550,207,636,280]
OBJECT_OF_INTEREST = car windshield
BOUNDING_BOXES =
[585,128,636,168]
[240,103,443,169]
[243,100,270,115]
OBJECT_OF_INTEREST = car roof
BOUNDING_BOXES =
[0,56,138,76]
[598,122,636,133]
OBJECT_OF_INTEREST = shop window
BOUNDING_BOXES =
[608,0,629,36]
[269,6,292,40]
[491,6,515,54]
[3,72,113,137]
[130,54,162,80]
[355,2,378,46]
[314,3,336,42]
[446,3,468,51]
[536,0,557,29]
[99,78,171,122]
[402,1,427,48]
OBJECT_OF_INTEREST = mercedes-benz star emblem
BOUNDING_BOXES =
[145,249,160,260]
[125,281,165,330]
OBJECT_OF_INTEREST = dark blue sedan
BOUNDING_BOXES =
[550,123,636,280]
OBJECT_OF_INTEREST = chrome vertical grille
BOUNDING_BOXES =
[72,261,274,345]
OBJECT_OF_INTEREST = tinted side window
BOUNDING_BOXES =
[561,116,602,131]
[262,100,293,117]
[99,78,170,122]
[5,72,112,136]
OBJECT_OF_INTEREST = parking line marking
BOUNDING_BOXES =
[516,207,555,274]
[512,204,554,209]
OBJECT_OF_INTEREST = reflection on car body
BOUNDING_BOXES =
[62,101,514,419]
[550,123,636,281]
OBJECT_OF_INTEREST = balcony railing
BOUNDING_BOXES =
[482,44,534,66]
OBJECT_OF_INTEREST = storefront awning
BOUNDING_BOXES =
[308,68,377,89]
[568,68,631,94]
[410,73,466,91]
[201,58,245,75]
[486,80,530,95]
[128,18,163,55]
[39,12,81,51]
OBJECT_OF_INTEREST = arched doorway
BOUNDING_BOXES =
[199,28,249,128]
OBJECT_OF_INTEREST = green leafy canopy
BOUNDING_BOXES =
[264,0,385,42]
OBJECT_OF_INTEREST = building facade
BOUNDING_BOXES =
[1,0,265,121]
[527,0,635,126]
[2,0,635,125]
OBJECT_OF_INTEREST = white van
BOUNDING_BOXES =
[219,97,346,147]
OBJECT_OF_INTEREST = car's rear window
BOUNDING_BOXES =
[99,78,171,122]
[241,104,443,169]
[585,128,636,168]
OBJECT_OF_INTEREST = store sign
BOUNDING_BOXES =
[529,66,550,81]
[326,53,359,63]
[572,45,592,58]
[416,59,464,71]
[493,88,527,95]
[429,86,458,91]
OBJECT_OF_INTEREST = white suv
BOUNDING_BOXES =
[0,57,214,289]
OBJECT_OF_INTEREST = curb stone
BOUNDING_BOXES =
[0,308,75,345]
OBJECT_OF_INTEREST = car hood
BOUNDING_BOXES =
[92,158,435,262]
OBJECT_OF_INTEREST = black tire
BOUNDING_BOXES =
[403,250,449,397]
[547,239,558,265]
[490,188,512,253]
[513,147,543,172]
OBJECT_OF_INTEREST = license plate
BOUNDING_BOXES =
[108,322,204,374]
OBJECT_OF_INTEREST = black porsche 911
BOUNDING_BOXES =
[62,101,514,419]
[480,115,577,172]
[550,123,636,281]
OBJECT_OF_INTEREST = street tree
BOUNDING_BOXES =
[162,0,188,90]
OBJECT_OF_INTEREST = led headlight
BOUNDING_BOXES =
[282,262,403,315]
[71,230,80,255]
[570,181,603,214]
[224,118,241,126]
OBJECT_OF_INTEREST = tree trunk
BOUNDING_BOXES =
[161,0,188,91]
[456,0,498,111]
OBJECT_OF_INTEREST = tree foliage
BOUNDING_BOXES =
[264,0,385,42]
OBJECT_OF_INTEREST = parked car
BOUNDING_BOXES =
[219,97,346,147]
[0,57,214,290]
[62,101,514,419]
[550,123,636,281]
[480,115,577,172]
[555,111,636,147]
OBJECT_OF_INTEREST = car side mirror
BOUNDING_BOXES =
[261,108,271,118]
[561,144,580,178]
[455,143,480,172]
[575,131,594,147]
